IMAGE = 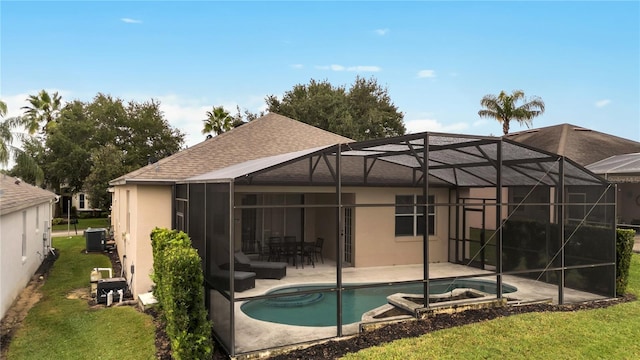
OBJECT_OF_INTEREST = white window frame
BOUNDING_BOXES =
[395,194,435,236]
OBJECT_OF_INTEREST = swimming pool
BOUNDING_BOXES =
[240,279,517,326]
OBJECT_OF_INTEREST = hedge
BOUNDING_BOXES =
[150,228,212,360]
[616,228,635,296]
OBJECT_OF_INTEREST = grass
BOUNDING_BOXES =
[6,236,156,360]
[345,253,640,359]
[51,217,110,231]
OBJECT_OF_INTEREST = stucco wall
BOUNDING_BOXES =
[234,185,451,267]
[350,187,449,267]
[0,202,52,319]
[111,184,172,298]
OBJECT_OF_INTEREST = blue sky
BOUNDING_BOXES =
[2,1,639,148]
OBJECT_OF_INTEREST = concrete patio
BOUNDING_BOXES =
[214,261,609,355]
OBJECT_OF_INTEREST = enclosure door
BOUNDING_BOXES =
[462,205,488,269]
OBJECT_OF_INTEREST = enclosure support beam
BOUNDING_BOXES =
[496,140,503,299]
[423,134,430,308]
[558,158,565,304]
[229,181,236,356]
[335,145,344,337]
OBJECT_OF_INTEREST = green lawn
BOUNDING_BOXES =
[7,236,155,360]
[345,254,640,359]
[52,217,110,231]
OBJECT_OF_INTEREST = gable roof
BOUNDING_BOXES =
[505,123,640,166]
[110,113,353,185]
[0,175,58,216]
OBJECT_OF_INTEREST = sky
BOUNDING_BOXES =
[2,1,639,149]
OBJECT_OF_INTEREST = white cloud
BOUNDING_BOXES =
[316,64,381,72]
[347,65,380,72]
[291,64,303,69]
[121,18,142,24]
[374,28,389,36]
[473,119,489,127]
[595,99,611,108]
[404,118,469,134]
[417,69,436,78]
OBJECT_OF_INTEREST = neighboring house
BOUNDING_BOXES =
[0,175,57,319]
[505,123,640,224]
[587,153,640,225]
[109,113,352,297]
[60,190,100,216]
[505,123,640,167]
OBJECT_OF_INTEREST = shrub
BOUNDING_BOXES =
[616,228,635,296]
[164,246,212,360]
[150,228,212,359]
[150,228,191,309]
[52,218,63,225]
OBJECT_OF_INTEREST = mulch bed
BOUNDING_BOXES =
[267,294,635,360]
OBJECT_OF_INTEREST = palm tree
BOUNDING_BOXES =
[478,90,545,135]
[202,106,233,136]
[0,99,44,184]
[21,90,62,135]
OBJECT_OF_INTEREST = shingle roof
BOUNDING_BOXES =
[0,175,58,216]
[505,123,640,166]
[110,113,353,184]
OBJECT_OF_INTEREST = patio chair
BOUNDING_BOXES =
[234,251,287,279]
[267,236,283,261]
[313,237,324,264]
[212,262,256,292]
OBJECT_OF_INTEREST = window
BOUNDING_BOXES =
[79,194,85,209]
[395,195,435,236]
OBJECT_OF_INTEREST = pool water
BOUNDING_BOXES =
[240,279,517,326]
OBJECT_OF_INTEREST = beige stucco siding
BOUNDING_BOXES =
[350,187,449,267]
[112,184,172,298]
[233,185,450,267]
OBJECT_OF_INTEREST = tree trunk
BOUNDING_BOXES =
[502,119,510,135]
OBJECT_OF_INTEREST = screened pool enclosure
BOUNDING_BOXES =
[173,132,616,356]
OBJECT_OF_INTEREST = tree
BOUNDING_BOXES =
[478,90,545,135]
[21,90,62,135]
[0,99,44,184]
[202,106,233,136]
[266,76,405,141]
[347,77,405,139]
[18,93,185,211]
[85,144,128,211]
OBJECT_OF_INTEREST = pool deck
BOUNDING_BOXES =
[217,261,609,355]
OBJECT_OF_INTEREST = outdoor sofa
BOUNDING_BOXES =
[211,265,256,292]
[234,251,287,279]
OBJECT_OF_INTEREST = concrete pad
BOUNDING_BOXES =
[222,261,608,356]
[137,291,157,311]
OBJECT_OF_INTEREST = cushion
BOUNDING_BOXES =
[234,251,252,264]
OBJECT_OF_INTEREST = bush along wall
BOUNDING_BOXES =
[150,228,212,360]
[616,228,635,296]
